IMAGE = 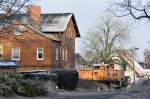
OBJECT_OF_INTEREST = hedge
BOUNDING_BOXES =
[0,70,78,96]
[52,70,79,91]
[0,84,14,97]
[12,79,48,97]
[0,74,50,97]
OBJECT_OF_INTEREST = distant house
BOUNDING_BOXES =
[139,62,145,68]
[75,53,87,69]
[75,53,94,69]
[0,5,80,72]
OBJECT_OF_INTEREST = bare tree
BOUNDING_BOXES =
[111,0,150,20]
[0,0,31,36]
[83,14,130,63]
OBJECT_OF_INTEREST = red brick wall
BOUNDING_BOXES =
[60,18,77,69]
[51,41,61,69]
[0,11,78,71]
[0,26,54,72]
[48,18,77,70]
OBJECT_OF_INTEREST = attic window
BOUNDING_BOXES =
[15,28,21,35]
[15,25,25,35]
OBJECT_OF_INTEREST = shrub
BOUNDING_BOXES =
[12,79,48,97]
[52,70,79,91]
[0,73,52,97]
[0,84,14,97]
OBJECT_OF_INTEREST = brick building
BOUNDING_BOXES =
[0,6,80,72]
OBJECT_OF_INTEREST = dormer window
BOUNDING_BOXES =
[15,25,25,35]
[15,28,21,35]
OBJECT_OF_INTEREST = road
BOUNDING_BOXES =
[50,91,120,99]
[2,88,149,99]
[2,91,119,99]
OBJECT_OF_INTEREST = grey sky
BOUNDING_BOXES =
[35,0,150,61]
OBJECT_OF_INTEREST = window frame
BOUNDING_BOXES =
[65,49,68,61]
[15,28,21,35]
[56,47,59,61]
[37,48,44,60]
[62,48,65,61]
[0,45,3,59]
[15,25,25,36]
[12,48,20,60]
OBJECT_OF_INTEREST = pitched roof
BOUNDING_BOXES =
[0,13,80,40]
[25,24,60,41]
[18,20,60,41]
[40,13,80,37]
[75,53,87,65]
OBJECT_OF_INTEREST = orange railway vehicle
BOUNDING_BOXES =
[78,64,127,87]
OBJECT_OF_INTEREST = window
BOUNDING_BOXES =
[56,48,59,60]
[68,32,70,38]
[0,45,3,60]
[15,28,21,35]
[15,25,25,35]
[65,49,68,61]
[12,48,20,60]
[62,48,65,60]
[69,31,72,38]
[68,27,71,38]
[37,48,44,60]
[70,32,73,38]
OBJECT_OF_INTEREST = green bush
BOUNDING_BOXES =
[52,70,79,91]
[12,79,48,97]
[0,73,53,97]
[0,84,14,97]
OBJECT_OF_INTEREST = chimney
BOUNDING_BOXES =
[27,5,41,29]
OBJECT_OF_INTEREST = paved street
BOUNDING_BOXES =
[3,89,149,99]
[2,83,150,99]
[2,91,118,99]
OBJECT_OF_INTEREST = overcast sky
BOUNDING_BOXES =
[34,0,150,61]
